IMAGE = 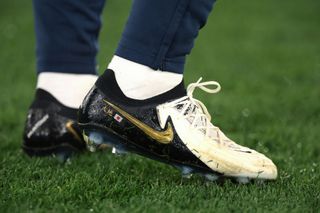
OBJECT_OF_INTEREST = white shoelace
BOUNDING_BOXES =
[166,78,254,152]
[168,78,224,141]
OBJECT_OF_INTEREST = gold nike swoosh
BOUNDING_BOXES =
[103,100,174,144]
[66,121,83,142]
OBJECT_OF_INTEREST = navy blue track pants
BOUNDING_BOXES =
[33,0,216,74]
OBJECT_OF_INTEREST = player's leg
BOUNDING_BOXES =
[79,0,277,182]
[108,0,214,99]
[22,0,105,158]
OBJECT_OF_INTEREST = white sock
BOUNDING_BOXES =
[108,56,183,100]
[37,72,98,108]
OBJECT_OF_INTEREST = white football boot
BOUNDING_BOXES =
[79,69,277,183]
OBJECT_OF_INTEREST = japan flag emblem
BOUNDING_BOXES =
[114,113,123,123]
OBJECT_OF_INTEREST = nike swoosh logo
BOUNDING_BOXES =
[27,114,49,138]
[103,100,174,144]
[66,121,83,142]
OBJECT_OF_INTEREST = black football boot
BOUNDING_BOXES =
[78,69,277,182]
[22,89,86,159]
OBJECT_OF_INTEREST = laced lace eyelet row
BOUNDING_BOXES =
[167,78,224,142]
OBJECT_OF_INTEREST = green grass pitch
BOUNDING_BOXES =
[0,0,319,212]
